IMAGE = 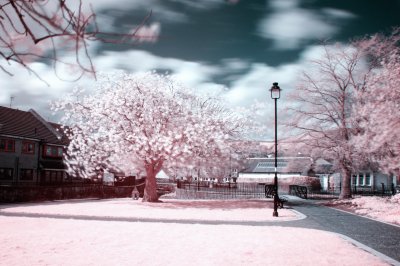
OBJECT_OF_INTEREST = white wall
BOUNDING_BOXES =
[237,173,301,183]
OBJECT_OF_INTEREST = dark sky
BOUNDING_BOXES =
[101,0,400,67]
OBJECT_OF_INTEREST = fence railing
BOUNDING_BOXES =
[2,180,396,202]
[300,185,395,200]
[289,185,308,199]
[176,181,397,200]
[176,182,270,199]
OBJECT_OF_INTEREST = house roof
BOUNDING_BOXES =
[0,106,65,145]
[242,157,313,174]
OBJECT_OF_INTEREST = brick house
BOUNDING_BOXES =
[0,106,68,186]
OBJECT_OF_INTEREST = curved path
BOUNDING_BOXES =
[279,198,400,264]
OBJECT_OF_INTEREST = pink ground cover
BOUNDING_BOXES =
[329,194,400,226]
[1,198,298,222]
[0,198,392,265]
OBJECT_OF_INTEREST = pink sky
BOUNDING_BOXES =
[0,198,396,265]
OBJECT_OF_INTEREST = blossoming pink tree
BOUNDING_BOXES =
[0,0,152,80]
[353,29,400,177]
[53,72,250,202]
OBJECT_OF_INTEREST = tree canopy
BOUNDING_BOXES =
[353,29,400,176]
[53,72,250,201]
[286,28,400,198]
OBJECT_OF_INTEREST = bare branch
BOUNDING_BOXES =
[0,0,154,81]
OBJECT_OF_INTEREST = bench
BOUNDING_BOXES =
[264,184,288,208]
[289,185,308,199]
[278,196,288,208]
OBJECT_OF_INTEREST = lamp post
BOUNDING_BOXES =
[270,82,281,217]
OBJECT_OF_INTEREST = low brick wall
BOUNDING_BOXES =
[0,185,135,203]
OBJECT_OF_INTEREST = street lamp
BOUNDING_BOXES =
[270,82,281,217]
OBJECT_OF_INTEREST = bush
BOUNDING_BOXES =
[278,176,322,192]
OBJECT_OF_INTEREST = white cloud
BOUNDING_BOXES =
[95,50,221,87]
[88,0,188,24]
[221,58,250,71]
[88,0,232,11]
[0,61,82,121]
[154,9,188,23]
[0,40,345,140]
[322,8,356,19]
[87,0,156,11]
[0,44,320,126]
[134,22,161,43]
[258,0,355,50]
[269,0,299,10]
[170,0,226,9]
[258,10,335,49]
[0,49,223,116]
[224,63,300,107]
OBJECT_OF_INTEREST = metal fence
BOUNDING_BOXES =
[176,182,270,199]
[176,181,398,200]
[296,185,396,200]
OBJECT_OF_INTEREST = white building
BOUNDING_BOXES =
[237,157,314,183]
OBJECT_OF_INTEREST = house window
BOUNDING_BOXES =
[20,169,34,180]
[22,142,35,154]
[358,175,364,186]
[0,139,15,152]
[43,145,63,158]
[0,168,13,180]
[365,173,371,186]
[353,173,372,187]
[43,170,64,183]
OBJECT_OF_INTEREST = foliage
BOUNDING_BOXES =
[285,43,370,199]
[279,176,322,191]
[353,28,400,176]
[53,72,252,201]
[286,28,400,197]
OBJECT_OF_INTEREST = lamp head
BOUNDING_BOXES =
[270,82,281,99]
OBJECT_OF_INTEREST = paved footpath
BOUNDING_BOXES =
[276,198,400,264]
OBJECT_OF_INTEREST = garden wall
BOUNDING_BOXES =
[0,185,135,203]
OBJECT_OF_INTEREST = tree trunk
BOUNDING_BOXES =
[339,167,352,199]
[142,164,160,202]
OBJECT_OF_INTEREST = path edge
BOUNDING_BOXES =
[337,233,400,266]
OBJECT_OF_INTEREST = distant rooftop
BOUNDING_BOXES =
[0,105,66,145]
[243,157,313,174]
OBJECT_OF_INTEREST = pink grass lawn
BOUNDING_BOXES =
[1,198,298,222]
[0,198,392,265]
[329,194,400,226]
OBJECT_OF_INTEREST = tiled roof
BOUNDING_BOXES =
[0,106,65,145]
[243,157,313,173]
